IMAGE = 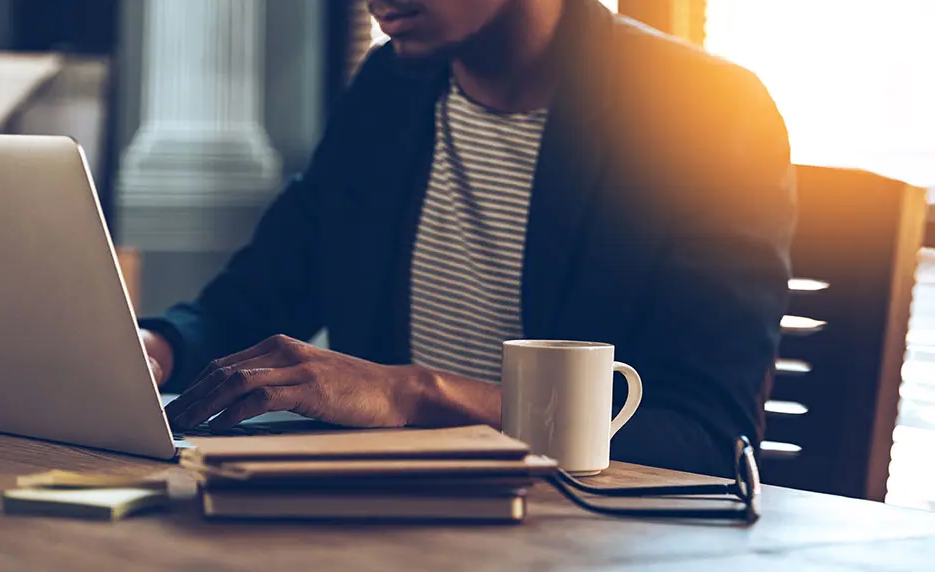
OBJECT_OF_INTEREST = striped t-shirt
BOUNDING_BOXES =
[410,79,548,384]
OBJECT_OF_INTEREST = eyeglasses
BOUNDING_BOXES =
[548,436,762,524]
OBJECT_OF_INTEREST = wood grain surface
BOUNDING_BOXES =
[1,433,934,571]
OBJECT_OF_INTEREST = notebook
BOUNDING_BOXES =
[201,489,526,522]
[2,487,168,520]
[181,454,557,482]
[182,425,531,464]
[15,470,168,490]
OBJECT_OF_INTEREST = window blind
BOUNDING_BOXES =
[889,250,935,511]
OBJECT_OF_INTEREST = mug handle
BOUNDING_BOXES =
[610,362,643,437]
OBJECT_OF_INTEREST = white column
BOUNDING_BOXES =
[118,0,281,252]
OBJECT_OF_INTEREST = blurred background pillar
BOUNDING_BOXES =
[118,0,281,255]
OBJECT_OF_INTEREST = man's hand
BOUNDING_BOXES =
[164,335,500,431]
[141,329,174,387]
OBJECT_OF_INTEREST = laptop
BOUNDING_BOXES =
[0,135,322,460]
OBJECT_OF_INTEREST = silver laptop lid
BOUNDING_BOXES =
[0,135,176,459]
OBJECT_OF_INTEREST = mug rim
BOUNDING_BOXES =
[503,339,613,350]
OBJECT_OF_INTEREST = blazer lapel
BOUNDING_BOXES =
[522,0,617,337]
[335,55,447,365]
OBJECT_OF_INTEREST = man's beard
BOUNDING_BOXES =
[389,32,483,80]
[388,20,496,79]
[390,39,457,71]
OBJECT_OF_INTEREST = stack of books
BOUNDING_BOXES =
[180,425,556,523]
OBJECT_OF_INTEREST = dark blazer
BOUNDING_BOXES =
[143,0,795,477]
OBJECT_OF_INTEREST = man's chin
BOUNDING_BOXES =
[390,37,456,65]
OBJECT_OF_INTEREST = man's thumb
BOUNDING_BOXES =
[148,356,164,385]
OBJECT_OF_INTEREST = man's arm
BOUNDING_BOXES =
[610,64,796,477]
[140,169,326,393]
[140,47,397,393]
[163,334,502,432]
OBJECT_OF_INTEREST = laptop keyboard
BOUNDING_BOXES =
[162,395,334,440]
[172,422,293,440]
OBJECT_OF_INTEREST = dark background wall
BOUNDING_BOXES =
[5,0,118,54]
[0,0,12,49]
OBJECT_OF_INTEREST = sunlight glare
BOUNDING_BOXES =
[706,0,935,187]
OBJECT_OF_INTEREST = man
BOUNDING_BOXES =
[145,0,795,477]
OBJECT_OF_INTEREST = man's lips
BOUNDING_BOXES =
[371,4,421,22]
[374,7,423,36]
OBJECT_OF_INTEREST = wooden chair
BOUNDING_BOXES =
[759,165,927,501]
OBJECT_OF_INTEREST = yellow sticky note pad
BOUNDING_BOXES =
[2,487,168,520]
[15,470,167,490]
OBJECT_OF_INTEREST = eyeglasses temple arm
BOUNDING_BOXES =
[548,475,758,524]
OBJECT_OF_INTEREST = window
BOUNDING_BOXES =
[705,0,935,188]
[891,254,935,511]
[707,0,935,511]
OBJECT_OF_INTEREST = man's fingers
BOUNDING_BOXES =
[169,365,267,428]
[182,335,300,395]
[184,338,280,390]
[171,365,302,429]
[164,365,233,421]
[208,385,304,429]
[165,351,284,420]
[216,335,305,368]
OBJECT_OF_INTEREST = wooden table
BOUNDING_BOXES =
[1,434,934,571]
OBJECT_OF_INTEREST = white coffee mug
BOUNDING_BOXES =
[501,340,643,476]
